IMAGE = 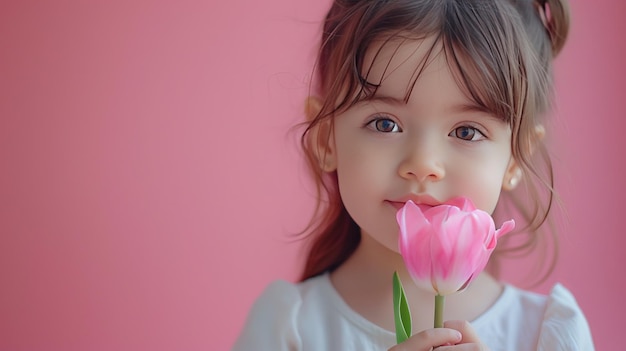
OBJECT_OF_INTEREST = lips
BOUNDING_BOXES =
[388,201,432,212]
[387,196,438,212]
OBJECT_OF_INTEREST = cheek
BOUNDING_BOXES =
[452,158,509,213]
[481,175,507,212]
[334,132,392,181]
[335,154,385,205]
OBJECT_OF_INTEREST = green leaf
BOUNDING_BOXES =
[393,271,412,344]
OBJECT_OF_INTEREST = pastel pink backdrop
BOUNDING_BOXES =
[0,1,622,350]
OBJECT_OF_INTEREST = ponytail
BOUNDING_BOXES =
[535,0,570,56]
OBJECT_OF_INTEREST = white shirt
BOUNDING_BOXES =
[232,274,594,351]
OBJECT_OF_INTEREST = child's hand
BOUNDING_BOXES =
[388,320,488,351]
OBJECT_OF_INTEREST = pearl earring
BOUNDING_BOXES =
[508,169,522,188]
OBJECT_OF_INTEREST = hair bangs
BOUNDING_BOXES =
[440,1,529,127]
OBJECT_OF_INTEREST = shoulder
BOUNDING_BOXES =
[537,284,595,351]
[231,279,303,351]
[474,283,594,351]
[231,275,330,351]
[247,279,305,318]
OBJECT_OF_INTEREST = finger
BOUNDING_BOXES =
[388,328,462,351]
[443,320,482,344]
[436,344,488,351]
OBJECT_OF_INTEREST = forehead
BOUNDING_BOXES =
[361,35,470,106]
[363,35,439,79]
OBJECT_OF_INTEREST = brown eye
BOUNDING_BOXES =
[368,118,401,133]
[450,126,484,141]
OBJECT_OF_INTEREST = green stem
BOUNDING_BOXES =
[434,294,445,328]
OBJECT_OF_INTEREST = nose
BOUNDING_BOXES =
[397,142,446,183]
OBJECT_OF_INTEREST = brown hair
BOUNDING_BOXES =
[298,0,570,284]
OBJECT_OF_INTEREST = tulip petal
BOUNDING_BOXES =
[433,214,485,294]
[444,197,476,212]
[396,197,515,296]
[495,219,516,239]
[397,201,434,291]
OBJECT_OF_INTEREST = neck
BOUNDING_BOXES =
[329,230,503,333]
[329,232,434,331]
[332,231,423,296]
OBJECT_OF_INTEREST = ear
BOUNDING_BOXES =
[305,96,337,172]
[502,124,545,191]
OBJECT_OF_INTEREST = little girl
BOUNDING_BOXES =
[234,0,594,350]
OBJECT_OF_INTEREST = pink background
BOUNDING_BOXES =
[0,1,623,350]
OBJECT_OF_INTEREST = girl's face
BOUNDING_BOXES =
[321,38,517,253]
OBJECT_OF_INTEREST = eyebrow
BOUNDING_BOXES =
[364,94,407,106]
[450,103,492,115]
[366,94,493,115]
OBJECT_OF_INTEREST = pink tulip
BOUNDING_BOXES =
[396,197,515,296]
